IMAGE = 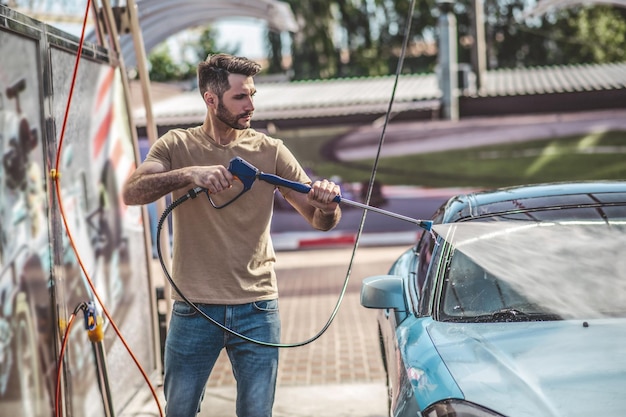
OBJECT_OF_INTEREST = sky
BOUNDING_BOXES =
[213,19,268,59]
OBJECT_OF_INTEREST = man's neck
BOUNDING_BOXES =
[202,119,241,145]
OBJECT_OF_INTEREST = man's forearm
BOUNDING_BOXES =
[123,170,191,205]
[312,206,341,231]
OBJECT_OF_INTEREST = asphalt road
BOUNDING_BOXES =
[334,108,626,160]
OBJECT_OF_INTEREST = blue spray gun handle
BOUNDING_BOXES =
[227,157,433,231]
[257,173,342,202]
[228,157,340,201]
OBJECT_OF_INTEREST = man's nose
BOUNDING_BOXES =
[244,97,254,111]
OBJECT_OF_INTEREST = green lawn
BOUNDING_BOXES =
[282,129,626,189]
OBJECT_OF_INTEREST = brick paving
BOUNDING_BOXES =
[203,246,407,388]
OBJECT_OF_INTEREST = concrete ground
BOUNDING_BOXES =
[125,384,388,417]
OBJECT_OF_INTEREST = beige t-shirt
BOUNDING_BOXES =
[145,126,311,304]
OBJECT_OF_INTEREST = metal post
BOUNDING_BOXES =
[470,0,487,92]
[87,309,114,417]
[437,0,459,121]
[91,342,115,417]
[126,0,173,375]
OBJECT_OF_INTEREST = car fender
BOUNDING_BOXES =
[396,316,464,413]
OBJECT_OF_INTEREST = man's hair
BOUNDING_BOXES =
[197,53,262,99]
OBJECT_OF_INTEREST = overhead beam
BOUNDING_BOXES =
[87,0,298,67]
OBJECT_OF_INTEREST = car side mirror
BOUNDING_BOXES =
[360,275,406,310]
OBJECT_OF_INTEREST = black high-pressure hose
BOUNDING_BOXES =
[156,187,344,348]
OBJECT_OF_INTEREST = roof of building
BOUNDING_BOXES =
[132,61,626,129]
[482,62,626,96]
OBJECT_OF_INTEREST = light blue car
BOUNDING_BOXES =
[361,181,626,417]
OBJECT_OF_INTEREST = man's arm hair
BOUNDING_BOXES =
[123,163,192,205]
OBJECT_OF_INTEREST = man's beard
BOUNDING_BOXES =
[217,101,251,130]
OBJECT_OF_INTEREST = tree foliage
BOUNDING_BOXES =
[484,1,626,67]
[271,0,625,80]
[273,0,442,79]
[147,44,185,82]
[550,5,625,64]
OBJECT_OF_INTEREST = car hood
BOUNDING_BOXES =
[428,318,626,417]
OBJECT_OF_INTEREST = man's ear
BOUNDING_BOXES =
[204,91,217,108]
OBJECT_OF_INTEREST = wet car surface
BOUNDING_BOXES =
[361,181,626,417]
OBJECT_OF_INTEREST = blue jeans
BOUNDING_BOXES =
[163,300,281,417]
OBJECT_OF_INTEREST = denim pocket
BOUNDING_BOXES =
[171,300,197,317]
[253,299,279,312]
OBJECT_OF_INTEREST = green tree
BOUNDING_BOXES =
[148,43,184,82]
[190,26,239,62]
[483,1,626,67]
[274,0,440,80]
[273,0,625,79]
[266,30,284,74]
[148,26,237,82]
[286,0,339,79]
[557,5,625,63]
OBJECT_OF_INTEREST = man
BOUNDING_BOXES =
[122,53,341,417]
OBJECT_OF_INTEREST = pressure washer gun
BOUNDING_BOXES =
[228,157,433,232]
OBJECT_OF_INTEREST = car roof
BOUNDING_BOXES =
[441,181,626,223]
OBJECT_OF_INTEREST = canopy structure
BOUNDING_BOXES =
[89,0,298,67]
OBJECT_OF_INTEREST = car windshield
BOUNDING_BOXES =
[437,221,626,322]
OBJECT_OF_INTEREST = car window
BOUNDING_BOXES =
[476,192,626,216]
[475,202,626,223]
[442,251,538,319]
[436,219,626,322]
[419,238,443,317]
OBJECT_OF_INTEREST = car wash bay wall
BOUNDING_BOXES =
[0,7,157,417]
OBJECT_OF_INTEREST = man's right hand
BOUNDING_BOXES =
[187,165,234,194]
